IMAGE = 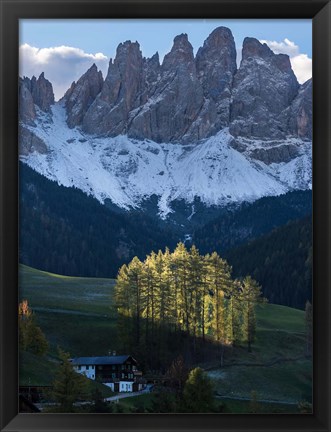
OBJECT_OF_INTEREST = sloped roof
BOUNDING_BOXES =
[70,355,134,366]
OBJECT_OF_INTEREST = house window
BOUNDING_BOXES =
[78,366,81,370]
[121,365,125,370]
[121,373,124,379]
[92,374,94,379]
[112,373,116,378]
[127,364,131,370]
[112,365,116,370]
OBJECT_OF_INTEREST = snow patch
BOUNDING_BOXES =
[20,102,312,219]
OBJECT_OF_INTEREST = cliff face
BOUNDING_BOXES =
[230,38,300,139]
[19,26,312,150]
[63,64,104,128]
[80,29,240,143]
[19,73,55,152]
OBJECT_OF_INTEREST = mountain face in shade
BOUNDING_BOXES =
[19,73,54,120]
[63,64,104,128]
[66,29,310,144]
[230,37,300,139]
[19,27,312,218]
[19,73,54,154]
[19,27,312,145]
[80,29,238,143]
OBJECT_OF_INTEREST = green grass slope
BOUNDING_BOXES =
[19,264,118,357]
[19,265,312,408]
[19,264,115,315]
[208,304,312,405]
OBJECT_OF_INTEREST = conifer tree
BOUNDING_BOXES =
[182,368,214,412]
[115,264,134,351]
[239,276,263,352]
[19,300,48,356]
[51,349,89,412]
[172,243,190,333]
[114,243,266,368]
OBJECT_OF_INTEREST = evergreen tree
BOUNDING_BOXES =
[239,276,263,352]
[172,243,191,334]
[115,264,134,352]
[206,253,233,364]
[19,300,48,356]
[114,243,266,369]
[51,349,89,412]
[182,368,214,412]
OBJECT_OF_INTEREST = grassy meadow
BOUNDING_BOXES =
[19,264,312,412]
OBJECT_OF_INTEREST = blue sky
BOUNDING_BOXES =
[20,19,312,100]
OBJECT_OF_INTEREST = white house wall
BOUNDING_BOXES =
[119,381,133,392]
[74,365,96,380]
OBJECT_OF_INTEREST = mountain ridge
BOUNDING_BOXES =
[19,26,312,217]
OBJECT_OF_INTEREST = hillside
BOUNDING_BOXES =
[20,163,311,307]
[20,31,311,215]
[19,265,312,407]
[19,264,117,357]
[192,190,311,253]
[19,162,179,278]
[225,217,312,309]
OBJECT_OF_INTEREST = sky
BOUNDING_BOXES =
[20,19,312,100]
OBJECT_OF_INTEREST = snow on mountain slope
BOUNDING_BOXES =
[20,102,311,219]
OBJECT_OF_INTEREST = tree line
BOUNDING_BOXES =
[225,216,312,309]
[19,162,178,278]
[115,243,264,371]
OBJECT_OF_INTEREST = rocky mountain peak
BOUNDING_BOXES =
[241,37,273,61]
[19,72,54,124]
[82,40,145,136]
[147,52,160,67]
[31,72,55,112]
[203,26,235,51]
[173,33,189,47]
[162,33,195,71]
[230,37,300,139]
[20,26,311,152]
[196,26,237,128]
[115,40,142,66]
[19,77,36,124]
[144,52,161,90]
[63,63,103,128]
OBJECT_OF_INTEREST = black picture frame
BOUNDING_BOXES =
[1,0,330,431]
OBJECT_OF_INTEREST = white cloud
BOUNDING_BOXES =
[19,44,109,100]
[290,54,312,84]
[259,38,312,84]
[259,38,299,57]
